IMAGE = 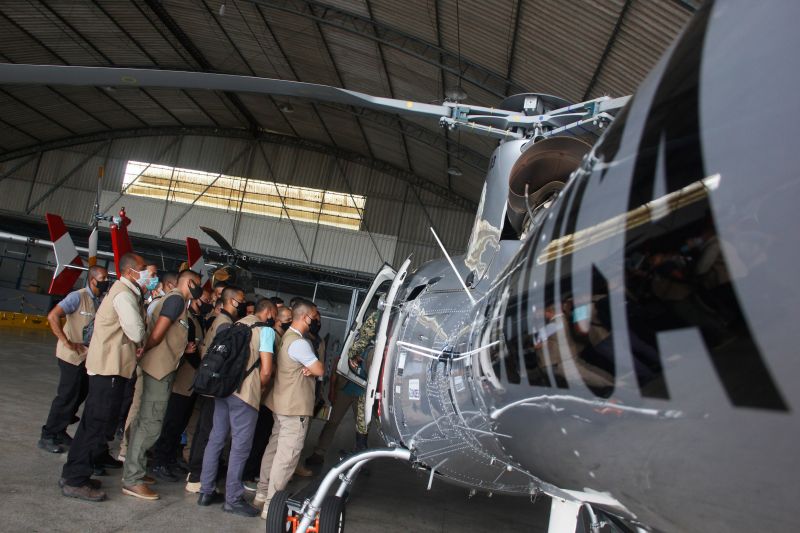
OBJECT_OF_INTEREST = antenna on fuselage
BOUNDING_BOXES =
[429,227,476,306]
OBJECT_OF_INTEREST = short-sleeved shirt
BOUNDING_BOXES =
[259,326,275,353]
[287,329,319,367]
[158,294,185,322]
[59,289,98,315]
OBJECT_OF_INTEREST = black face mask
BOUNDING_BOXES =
[235,303,247,319]
[308,318,321,335]
[95,280,111,295]
[188,282,203,300]
[281,321,292,331]
[199,301,213,315]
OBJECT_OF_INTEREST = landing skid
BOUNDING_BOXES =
[266,447,413,533]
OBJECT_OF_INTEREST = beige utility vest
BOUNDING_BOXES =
[55,288,97,365]
[200,312,233,358]
[172,312,203,397]
[85,279,143,378]
[139,289,188,381]
[266,329,316,417]
[234,315,268,410]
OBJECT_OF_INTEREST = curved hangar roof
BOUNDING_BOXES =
[0,0,696,210]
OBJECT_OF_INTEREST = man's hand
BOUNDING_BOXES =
[69,341,87,354]
[301,367,313,377]
[135,347,145,360]
[185,341,197,354]
[348,356,362,370]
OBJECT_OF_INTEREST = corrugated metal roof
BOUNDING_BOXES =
[0,0,693,211]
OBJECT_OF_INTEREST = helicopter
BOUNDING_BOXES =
[1,1,798,531]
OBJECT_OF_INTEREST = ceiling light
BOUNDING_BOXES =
[447,166,463,176]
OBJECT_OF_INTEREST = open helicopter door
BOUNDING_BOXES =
[336,263,396,387]
[364,256,412,426]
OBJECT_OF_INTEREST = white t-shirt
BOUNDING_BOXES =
[287,327,319,367]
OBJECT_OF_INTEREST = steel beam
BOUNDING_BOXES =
[25,141,110,215]
[249,0,526,100]
[583,0,632,100]
[0,126,478,211]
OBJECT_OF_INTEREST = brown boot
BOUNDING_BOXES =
[62,483,106,502]
[122,483,159,500]
[294,464,313,477]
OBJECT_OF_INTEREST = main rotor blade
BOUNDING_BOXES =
[199,226,236,256]
[0,63,449,119]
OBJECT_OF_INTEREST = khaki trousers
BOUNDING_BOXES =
[257,414,309,503]
[121,371,174,485]
[118,366,143,458]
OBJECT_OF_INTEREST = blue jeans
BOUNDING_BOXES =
[199,395,258,504]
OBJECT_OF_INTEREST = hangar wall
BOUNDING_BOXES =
[0,134,476,274]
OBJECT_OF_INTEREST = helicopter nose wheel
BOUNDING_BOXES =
[318,495,346,533]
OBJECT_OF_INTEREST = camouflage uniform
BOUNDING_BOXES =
[348,311,378,434]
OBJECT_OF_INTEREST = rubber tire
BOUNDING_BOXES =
[318,495,346,533]
[265,490,291,533]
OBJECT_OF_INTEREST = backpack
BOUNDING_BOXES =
[191,321,268,398]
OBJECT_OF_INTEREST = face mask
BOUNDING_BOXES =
[281,321,291,331]
[188,282,203,300]
[235,302,246,319]
[95,280,111,295]
[199,301,213,315]
[146,277,160,292]
[308,318,321,335]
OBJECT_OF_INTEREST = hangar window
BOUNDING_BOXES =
[122,161,366,231]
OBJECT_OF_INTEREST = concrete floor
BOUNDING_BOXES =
[0,329,550,532]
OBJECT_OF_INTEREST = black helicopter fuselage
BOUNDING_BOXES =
[374,2,800,531]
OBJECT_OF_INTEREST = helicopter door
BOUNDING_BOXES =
[335,263,396,387]
[364,256,412,426]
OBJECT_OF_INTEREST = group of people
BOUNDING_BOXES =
[36,252,369,519]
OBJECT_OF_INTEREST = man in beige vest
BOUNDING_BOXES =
[61,253,152,502]
[186,285,243,492]
[198,298,277,516]
[150,283,211,480]
[122,269,201,500]
[242,304,293,488]
[256,300,324,516]
[38,265,109,454]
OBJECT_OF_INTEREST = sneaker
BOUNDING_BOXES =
[142,475,156,485]
[260,502,270,520]
[253,492,266,507]
[116,453,125,463]
[197,490,223,506]
[152,465,179,482]
[122,483,159,500]
[37,437,64,454]
[223,497,259,517]
[305,453,324,466]
[243,480,257,492]
[185,480,201,493]
[59,477,102,489]
[62,483,106,502]
[54,431,74,447]
[294,465,313,477]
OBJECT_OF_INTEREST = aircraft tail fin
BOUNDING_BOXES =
[46,213,84,295]
[186,237,210,290]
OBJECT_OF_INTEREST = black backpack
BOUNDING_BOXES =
[192,321,268,398]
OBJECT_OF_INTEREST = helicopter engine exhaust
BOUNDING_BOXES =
[507,136,591,233]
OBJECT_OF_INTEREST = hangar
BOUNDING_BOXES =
[9,1,795,533]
